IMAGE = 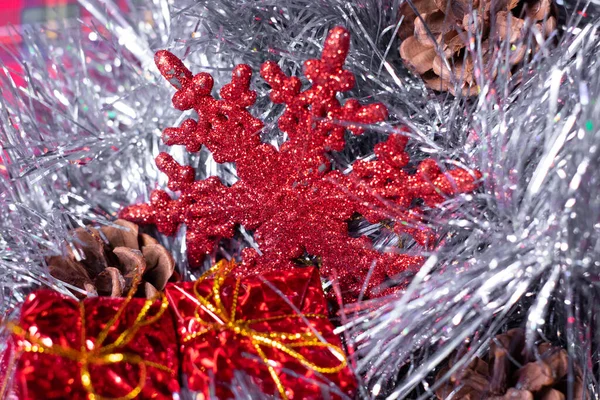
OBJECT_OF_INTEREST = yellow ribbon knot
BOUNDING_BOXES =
[183,260,348,400]
[5,279,174,400]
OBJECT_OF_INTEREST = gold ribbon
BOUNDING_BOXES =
[184,260,348,400]
[4,277,174,400]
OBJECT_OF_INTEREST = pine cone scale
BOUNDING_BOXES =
[48,257,93,292]
[142,244,176,291]
[69,228,108,277]
[94,267,126,297]
[100,219,140,250]
[398,0,442,40]
[539,388,565,400]
[414,12,451,47]
[400,37,438,74]
[526,0,552,20]
[113,247,147,277]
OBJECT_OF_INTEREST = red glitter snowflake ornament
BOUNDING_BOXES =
[121,27,480,302]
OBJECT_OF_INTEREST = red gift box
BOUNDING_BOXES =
[166,261,356,399]
[4,289,180,400]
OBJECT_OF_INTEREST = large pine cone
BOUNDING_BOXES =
[48,220,175,298]
[435,329,583,399]
[399,0,557,95]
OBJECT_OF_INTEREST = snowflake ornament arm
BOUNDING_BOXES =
[120,27,481,301]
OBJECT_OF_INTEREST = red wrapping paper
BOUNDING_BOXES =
[7,290,180,400]
[166,261,356,399]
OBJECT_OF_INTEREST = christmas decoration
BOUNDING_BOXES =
[48,219,175,298]
[3,286,179,400]
[0,0,598,399]
[435,329,582,399]
[398,0,557,94]
[120,26,481,301]
[165,259,355,399]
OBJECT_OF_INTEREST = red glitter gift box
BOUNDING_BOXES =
[165,260,356,399]
[5,289,180,400]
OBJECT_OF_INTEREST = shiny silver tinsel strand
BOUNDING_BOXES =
[1,0,599,399]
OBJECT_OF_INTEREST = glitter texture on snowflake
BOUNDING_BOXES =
[120,27,480,301]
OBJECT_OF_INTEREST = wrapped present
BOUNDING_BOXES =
[4,288,180,400]
[166,260,356,399]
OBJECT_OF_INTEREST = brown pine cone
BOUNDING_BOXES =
[399,0,557,95]
[435,329,583,399]
[48,219,175,298]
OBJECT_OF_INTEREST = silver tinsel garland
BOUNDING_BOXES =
[0,0,599,398]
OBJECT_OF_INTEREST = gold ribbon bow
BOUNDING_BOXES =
[3,278,174,400]
[184,260,348,400]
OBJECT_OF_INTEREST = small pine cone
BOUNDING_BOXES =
[399,0,557,95]
[435,329,582,399]
[48,219,175,298]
